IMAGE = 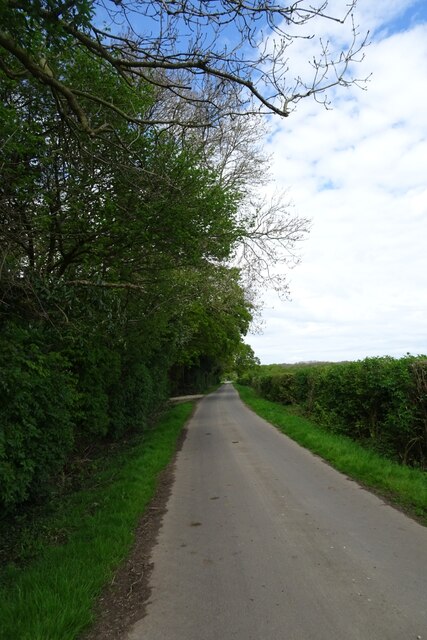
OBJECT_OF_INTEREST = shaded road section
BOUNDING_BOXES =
[126,384,427,639]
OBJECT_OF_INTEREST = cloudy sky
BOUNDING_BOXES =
[248,0,427,364]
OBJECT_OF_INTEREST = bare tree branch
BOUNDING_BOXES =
[235,192,311,299]
[1,0,369,134]
[65,279,145,290]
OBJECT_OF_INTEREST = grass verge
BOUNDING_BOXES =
[236,384,427,525]
[0,402,194,640]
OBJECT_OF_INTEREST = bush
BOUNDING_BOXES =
[248,356,427,467]
[109,356,169,437]
[253,372,295,404]
[0,323,77,508]
[0,320,171,510]
[70,338,121,439]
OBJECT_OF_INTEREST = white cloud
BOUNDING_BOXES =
[248,12,427,363]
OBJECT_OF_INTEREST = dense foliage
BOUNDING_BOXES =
[0,34,253,510]
[241,357,427,467]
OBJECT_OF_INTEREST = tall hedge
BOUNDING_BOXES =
[0,318,172,510]
[246,356,427,467]
[0,323,77,507]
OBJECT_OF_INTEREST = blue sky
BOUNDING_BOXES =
[247,0,427,363]
[386,0,427,32]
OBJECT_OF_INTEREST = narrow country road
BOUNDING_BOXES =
[126,384,427,640]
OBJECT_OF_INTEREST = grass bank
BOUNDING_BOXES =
[0,402,194,640]
[236,384,427,525]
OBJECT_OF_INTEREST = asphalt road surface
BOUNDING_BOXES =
[126,384,427,640]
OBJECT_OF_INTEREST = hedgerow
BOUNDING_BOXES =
[242,356,427,467]
[0,320,171,510]
[0,323,77,507]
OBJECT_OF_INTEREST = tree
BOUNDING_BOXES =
[0,1,369,135]
[0,42,254,376]
[233,342,261,378]
[0,43,244,312]
[0,44,259,505]
[235,191,310,299]
[167,264,254,392]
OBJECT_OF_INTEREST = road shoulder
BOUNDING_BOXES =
[83,427,188,640]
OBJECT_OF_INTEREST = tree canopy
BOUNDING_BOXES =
[0,30,256,506]
[0,0,368,134]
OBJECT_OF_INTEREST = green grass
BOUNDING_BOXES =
[236,384,427,525]
[0,402,194,640]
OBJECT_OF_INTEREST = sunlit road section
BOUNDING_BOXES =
[127,384,427,640]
